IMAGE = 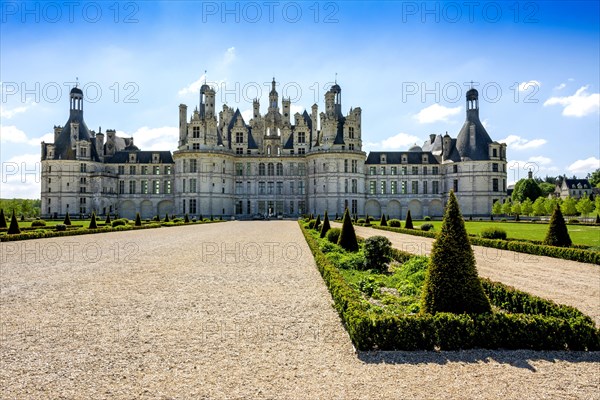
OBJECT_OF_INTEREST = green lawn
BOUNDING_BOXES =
[374,220,600,249]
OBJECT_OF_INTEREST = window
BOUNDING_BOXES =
[298,181,305,195]
[391,166,397,175]
[118,165,125,174]
[247,181,251,194]
[119,180,125,194]
[236,147,243,154]
[493,178,499,192]
[493,148,497,157]
[432,166,439,175]
[267,182,274,195]
[453,164,458,173]
[164,180,172,194]
[423,181,428,194]
[289,201,294,214]
[503,179,506,192]
[352,179,358,194]
[182,179,186,193]
[236,163,243,176]
[164,166,171,175]
[268,163,275,176]
[348,143,355,150]
[130,166,136,175]
[298,132,306,143]
[189,199,197,214]
[344,160,348,173]
[412,181,418,194]
[48,166,51,173]
[298,148,305,155]
[153,166,160,175]
[276,182,283,195]
[141,165,148,175]
[412,166,418,175]
[492,163,498,172]
[236,181,243,194]
[453,179,458,192]
[289,181,294,194]
[190,159,197,173]
[80,147,87,157]
[246,163,252,175]
[48,178,51,184]
[141,180,148,194]
[401,166,407,175]
[348,126,355,139]
[193,126,200,138]
[369,166,376,175]
[401,181,407,194]
[351,160,358,173]
[153,180,160,194]
[298,164,306,176]
[259,163,266,176]
[391,181,397,194]
[344,179,349,193]
[380,166,386,175]
[193,143,200,150]
[129,181,135,194]
[236,132,244,143]
[351,199,358,215]
[80,163,86,172]
[369,181,376,195]
[258,182,266,195]
[423,166,428,175]
[432,181,439,194]
[79,187,86,193]
[381,181,386,194]
[276,163,283,176]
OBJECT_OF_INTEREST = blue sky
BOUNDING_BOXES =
[1,0,599,198]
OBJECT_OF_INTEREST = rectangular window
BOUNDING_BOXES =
[129,165,136,175]
[297,132,306,143]
[298,164,306,176]
[164,180,172,194]
[236,147,243,155]
[129,180,136,194]
[190,159,197,173]
[246,163,252,175]
[193,143,200,150]
[235,182,242,194]
[351,160,358,173]
[192,126,200,138]
[351,199,358,215]
[344,179,349,193]
[236,163,243,176]
[432,181,439,194]
[153,166,160,175]
[391,181,397,194]
[189,199,197,214]
[141,165,148,175]
[391,166,397,175]
[401,166,407,175]
[369,166,376,175]
[236,132,244,143]
[298,148,305,155]
[453,165,458,173]
[118,165,125,174]
[380,166,386,175]
[344,159,348,173]
[348,126,355,139]
[423,166,428,175]
[80,163,86,172]
[141,180,148,194]
[412,166,418,175]
[352,179,358,194]
[432,166,439,175]
[276,182,283,195]
[401,181,407,194]
[369,181,376,195]
[381,181,386,194]
[493,178,499,192]
[164,165,171,175]
[267,182,274,195]
[412,181,418,194]
[190,178,197,193]
[423,181,428,194]
[503,179,506,191]
[289,200,294,214]
[119,180,125,194]
[259,182,266,195]
[492,163,498,172]
[153,180,160,194]
[298,181,305,195]
[453,179,459,192]
[289,181,294,194]
[348,143,355,150]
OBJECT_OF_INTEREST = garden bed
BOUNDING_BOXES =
[300,222,600,351]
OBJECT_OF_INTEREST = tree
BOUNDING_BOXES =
[421,191,491,315]
[546,197,560,215]
[337,208,358,252]
[511,201,522,218]
[0,209,6,228]
[135,212,142,226]
[587,168,600,187]
[320,211,331,238]
[561,196,578,216]
[88,212,98,229]
[543,205,572,247]
[539,182,556,198]
[379,213,387,227]
[7,210,21,234]
[521,198,533,216]
[595,195,600,215]
[63,212,71,225]
[532,197,547,216]
[405,209,414,229]
[576,195,594,218]
[512,178,543,202]
[501,200,512,215]
[492,200,502,215]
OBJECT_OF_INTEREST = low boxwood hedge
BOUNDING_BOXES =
[300,222,599,351]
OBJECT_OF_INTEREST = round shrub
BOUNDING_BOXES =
[420,223,434,231]
[423,216,432,221]
[111,218,128,227]
[480,227,507,240]
[55,224,67,231]
[363,235,392,272]
[31,220,47,227]
[388,219,401,228]
[357,218,366,224]
[326,227,342,244]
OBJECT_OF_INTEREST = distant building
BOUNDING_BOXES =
[554,177,594,199]
[41,80,507,219]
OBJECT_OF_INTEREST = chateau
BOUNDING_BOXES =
[40,79,507,219]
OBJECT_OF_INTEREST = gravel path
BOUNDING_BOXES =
[339,223,600,326]
[1,221,599,399]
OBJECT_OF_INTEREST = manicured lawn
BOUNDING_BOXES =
[373,220,600,248]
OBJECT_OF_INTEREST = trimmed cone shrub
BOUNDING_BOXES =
[0,209,7,228]
[184,213,190,223]
[543,205,572,247]
[421,191,491,315]
[63,212,72,225]
[105,214,112,224]
[314,214,321,231]
[326,227,341,244]
[380,214,387,227]
[338,209,358,252]
[164,213,170,222]
[154,215,160,222]
[405,210,414,229]
[135,212,142,226]
[88,212,98,229]
[363,235,392,272]
[365,214,370,224]
[320,211,331,238]
[8,210,21,234]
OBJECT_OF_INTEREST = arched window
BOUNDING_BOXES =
[259,163,266,176]
[267,145,272,155]
[268,163,275,176]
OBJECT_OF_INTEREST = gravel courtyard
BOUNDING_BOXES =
[1,221,598,399]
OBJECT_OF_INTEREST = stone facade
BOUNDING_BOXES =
[41,81,507,220]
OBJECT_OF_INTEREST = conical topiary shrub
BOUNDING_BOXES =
[164,213,170,222]
[337,208,358,252]
[314,214,321,230]
[421,191,491,315]
[365,214,370,224]
[320,211,331,238]
[595,214,600,224]
[380,214,387,227]
[63,211,71,225]
[0,209,7,228]
[184,213,190,223]
[88,212,98,229]
[7,210,21,235]
[105,214,111,224]
[405,209,413,229]
[135,212,142,226]
[543,204,572,247]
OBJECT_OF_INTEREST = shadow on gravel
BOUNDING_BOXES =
[357,350,600,371]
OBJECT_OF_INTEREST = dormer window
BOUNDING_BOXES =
[152,153,159,163]
[380,155,386,163]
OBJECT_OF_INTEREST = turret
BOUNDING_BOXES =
[282,98,290,124]
[253,99,260,119]
[179,104,188,145]
[268,77,278,111]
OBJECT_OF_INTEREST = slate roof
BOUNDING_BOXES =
[365,151,440,165]
[104,151,174,164]
[53,109,100,161]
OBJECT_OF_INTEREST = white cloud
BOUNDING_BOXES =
[544,85,600,117]
[223,47,236,66]
[499,134,547,150]
[528,156,552,165]
[567,157,600,174]
[554,83,566,91]
[241,109,253,123]
[0,153,42,199]
[1,104,31,119]
[118,126,178,151]
[518,80,540,92]
[364,132,422,153]
[0,125,54,146]
[178,73,208,96]
[414,104,461,124]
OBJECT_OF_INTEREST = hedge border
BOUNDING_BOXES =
[373,225,600,265]
[300,222,599,351]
